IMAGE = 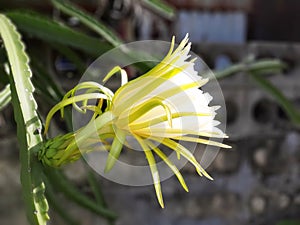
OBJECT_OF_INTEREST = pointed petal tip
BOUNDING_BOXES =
[199,78,209,87]
[176,151,181,160]
[197,167,213,180]
[211,142,232,149]
[204,172,214,181]
[171,35,175,42]
[182,33,189,44]
[221,143,232,149]
[213,105,221,111]
[104,156,115,173]
[104,164,111,173]
[158,197,165,208]
[196,168,203,177]
[183,185,189,192]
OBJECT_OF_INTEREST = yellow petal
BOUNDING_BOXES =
[127,97,172,127]
[45,93,109,134]
[146,140,189,192]
[135,136,164,208]
[135,127,227,139]
[113,64,183,114]
[171,136,231,149]
[103,66,128,86]
[104,128,126,172]
[151,137,213,180]
[130,112,212,130]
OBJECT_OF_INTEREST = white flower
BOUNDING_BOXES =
[44,34,230,208]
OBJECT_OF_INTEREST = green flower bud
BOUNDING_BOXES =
[39,133,80,167]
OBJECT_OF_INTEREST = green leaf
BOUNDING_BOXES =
[44,177,81,225]
[50,1,157,72]
[5,10,112,56]
[49,43,86,74]
[251,73,300,125]
[30,55,74,131]
[30,56,64,103]
[214,59,285,80]
[0,84,11,111]
[86,169,115,225]
[141,0,175,19]
[214,58,300,125]
[44,168,117,220]
[5,10,151,74]
[87,170,106,206]
[0,14,49,225]
[52,0,122,47]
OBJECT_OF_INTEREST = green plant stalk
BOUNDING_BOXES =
[0,14,49,224]
[44,168,117,220]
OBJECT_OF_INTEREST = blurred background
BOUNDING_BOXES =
[0,0,299,225]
